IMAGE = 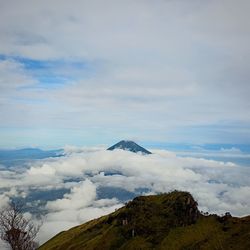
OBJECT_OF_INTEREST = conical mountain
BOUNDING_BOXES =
[107,140,152,154]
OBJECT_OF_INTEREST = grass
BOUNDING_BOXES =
[39,191,250,250]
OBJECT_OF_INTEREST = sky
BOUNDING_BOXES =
[1,2,250,248]
[0,0,250,148]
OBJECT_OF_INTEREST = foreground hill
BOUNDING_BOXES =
[39,191,250,250]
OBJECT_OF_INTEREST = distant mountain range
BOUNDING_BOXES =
[0,148,63,160]
[39,191,250,250]
[0,148,63,167]
[107,140,152,154]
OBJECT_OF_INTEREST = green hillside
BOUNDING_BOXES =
[39,191,250,250]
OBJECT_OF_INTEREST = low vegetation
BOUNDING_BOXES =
[39,191,250,250]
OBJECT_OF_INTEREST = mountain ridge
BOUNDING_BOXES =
[39,191,250,250]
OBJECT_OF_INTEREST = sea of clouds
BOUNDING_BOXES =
[0,147,250,246]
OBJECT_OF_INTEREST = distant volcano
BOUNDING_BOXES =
[107,140,152,154]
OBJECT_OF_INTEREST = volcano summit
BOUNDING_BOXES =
[107,140,152,154]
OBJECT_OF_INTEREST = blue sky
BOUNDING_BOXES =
[0,0,250,148]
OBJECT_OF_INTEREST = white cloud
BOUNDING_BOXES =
[38,179,122,244]
[0,148,250,244]
[0,194,9,209]
[28,164,56,176]
[46,180,96,211]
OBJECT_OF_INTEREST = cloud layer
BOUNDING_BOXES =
[0,148,250,245]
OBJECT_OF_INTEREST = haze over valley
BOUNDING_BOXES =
[0,142,250,246]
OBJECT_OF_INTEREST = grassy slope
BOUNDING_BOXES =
[39,191,250,250]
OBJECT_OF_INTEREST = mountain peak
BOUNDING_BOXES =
[107,140,152,154]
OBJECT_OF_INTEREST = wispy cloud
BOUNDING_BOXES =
[0,1,250,146]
